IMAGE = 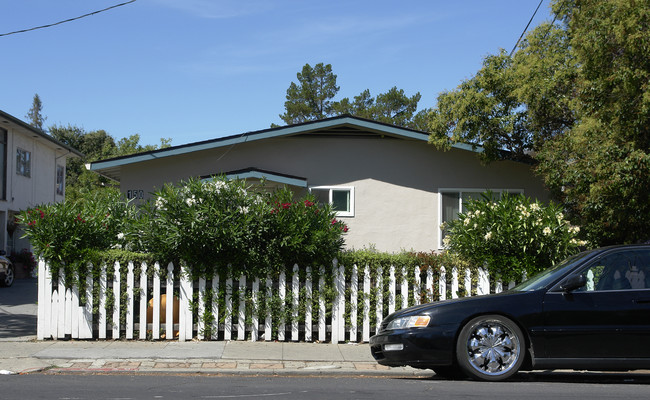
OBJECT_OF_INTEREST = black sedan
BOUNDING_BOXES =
[369,244,650,381]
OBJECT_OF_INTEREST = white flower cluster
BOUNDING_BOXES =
[155,196,167,210]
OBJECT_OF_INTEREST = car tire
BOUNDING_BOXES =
[456,314,525,381]
[1,265,14,287]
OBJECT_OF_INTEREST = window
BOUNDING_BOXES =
[573,250,650,291]
[16,148,31,177]
[0,128,6,200]
[439,189,523,247]
[310,186,354,217]
[56,165,65,196]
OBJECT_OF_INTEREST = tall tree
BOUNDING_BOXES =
[279,63,427,129]
[26,93,47,130]
[427,0,650,245]
[279,63,340,124]
[50,124,171,199]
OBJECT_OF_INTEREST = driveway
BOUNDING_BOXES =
[0,278,38,340]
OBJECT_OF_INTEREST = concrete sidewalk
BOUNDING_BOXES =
[0,339,433,377]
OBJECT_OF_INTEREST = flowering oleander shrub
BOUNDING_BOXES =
[20,177,348,285]
[138,177,347,278]
[17,188,139,285]
[442,193,590,282]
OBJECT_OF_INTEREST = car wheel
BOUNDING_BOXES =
[1,265,14,287]
[456,314,525,381]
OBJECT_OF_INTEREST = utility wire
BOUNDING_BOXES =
[509,0,544,57]
[0,0,137,37]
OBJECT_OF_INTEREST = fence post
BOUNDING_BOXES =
[37,258,50,340]
[478,267,489,296]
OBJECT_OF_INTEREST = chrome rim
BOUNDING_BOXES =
[466,321,520,376]
[4,267,13,285]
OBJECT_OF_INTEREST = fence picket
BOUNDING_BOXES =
[99,264,107,339]
[439,266,446,301]
[362,265,370,342]
[291,265,299,342]
[278,271,286,341]
[304,267,312,342]
[152,263,161,339]
[350,264,358,342]
[265,275,272,341]
[112,262,120,339]
[198,277,206,340]
[126,262,134,340]
[166,263,174,340]
[139,263,148,340]
[225,277,233,341]
[252,277,259,341]
[375,266,383,335]
[318,267,326,342]
[212,274,220,340]
[238,275,246,341]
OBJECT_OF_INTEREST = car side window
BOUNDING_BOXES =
[574,250,650,292]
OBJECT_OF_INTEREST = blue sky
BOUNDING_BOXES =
[1,0,552,147]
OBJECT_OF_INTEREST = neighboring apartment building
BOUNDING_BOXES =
[89,116,549,253]
[0,109,82,254]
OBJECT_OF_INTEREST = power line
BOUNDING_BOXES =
[0,0,137,37]
[509,0,544,57]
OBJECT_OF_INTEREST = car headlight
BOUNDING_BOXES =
[386,315,431,330]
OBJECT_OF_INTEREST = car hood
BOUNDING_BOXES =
[382,290,542,324]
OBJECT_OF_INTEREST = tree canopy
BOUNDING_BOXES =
[50,124,171,199]
[428,0,650,245]
[279,62,428,129]
[25,94,47,130]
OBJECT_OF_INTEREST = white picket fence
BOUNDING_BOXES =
[36,258,515,342]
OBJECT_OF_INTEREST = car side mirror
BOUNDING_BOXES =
[560,274,587,292]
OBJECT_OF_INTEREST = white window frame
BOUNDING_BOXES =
[16,148,31,177]
[309,186,355,217]
[438,188,523,248]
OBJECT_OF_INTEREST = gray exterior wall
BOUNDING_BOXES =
[117,135,548,253]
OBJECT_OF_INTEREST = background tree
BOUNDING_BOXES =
[279,63,427,129]
[50,124,171,199]
[25,93,47,130]
[279,63,340,124]
[427,0,650,246]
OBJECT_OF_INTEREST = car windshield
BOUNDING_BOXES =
[512,250,596,291]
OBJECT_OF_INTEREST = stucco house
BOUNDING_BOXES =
[88,116,549,253]
[0,109,83,255]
